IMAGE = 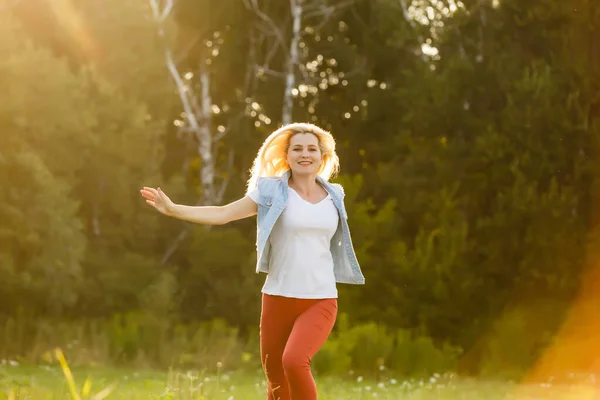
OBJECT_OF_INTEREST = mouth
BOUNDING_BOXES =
[298,161,312,166]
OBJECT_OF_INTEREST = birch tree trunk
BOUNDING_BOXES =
[197,65,215,205]
[148,0,230,263]
[282,0,304,125]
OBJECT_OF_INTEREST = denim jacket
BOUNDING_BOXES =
[253,170,365,285]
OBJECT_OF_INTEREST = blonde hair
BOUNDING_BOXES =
[246,122,340,192]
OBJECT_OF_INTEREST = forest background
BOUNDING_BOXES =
[1,0,599,382]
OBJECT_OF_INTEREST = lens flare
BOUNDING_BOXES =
[48,0,98,61]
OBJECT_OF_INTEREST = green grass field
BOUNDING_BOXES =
[1,362,599,400]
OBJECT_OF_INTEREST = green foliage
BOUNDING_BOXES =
[0,314,255,372]
[0,16,96,178]
[311,336,353,376]
[0,148,85,316]
[388,330,462,379]
[344,0,597,357]
[313,315,460,378]
[475,300,569,380]
[345,321,395,373]
[179,226,260,327]
[176,318,245,371]
[0,6,167,319]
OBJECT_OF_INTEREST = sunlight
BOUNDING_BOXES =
[407,0,465,25]
[405,0,468,59]
[525,265,600,380]
[501,250,600,399]
[422,43,439,56]
[47,0,97,60]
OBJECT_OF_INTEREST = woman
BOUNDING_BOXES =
[140,122,365,400]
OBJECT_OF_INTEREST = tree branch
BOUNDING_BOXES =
[161,229,188,264]
[297,64,311,82]
[263,33,282,69]
[174,32,202,65]
[160,0,174,21]
[164,51,200,131]
[213,111,245,143]
[304,0,354,19]
[398,0,416,28]
[216,149,235,204]
[303,0,327,12]
[244,0,289,54]
[303,11,333,33]
[148,0,174,24]
[256,65,286,78]
[341,57,367,78]
[244,30,260,96]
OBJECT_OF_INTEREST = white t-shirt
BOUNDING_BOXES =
[249,186,339,299]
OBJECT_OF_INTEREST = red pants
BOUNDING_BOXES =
[260,293,338,400]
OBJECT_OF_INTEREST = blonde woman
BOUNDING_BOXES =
[140,122,365,399]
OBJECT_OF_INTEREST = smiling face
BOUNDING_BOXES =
[286,132,323,177]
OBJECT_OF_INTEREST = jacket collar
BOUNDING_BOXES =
[280,169,341,204]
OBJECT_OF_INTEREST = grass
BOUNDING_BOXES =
[0,352,599,399]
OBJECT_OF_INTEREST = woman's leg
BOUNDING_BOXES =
[260,294,296,400]
[281,299,338,400]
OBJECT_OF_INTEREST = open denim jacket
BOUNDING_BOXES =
[252,170,365,285]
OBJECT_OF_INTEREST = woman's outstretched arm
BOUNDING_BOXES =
[140,187,257,225]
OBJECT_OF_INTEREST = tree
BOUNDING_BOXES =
[244,0,359,125]
[0,14,87,316]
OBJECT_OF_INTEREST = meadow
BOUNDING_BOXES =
[1,355,598,400]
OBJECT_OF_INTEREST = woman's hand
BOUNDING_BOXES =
[140,187,176,216]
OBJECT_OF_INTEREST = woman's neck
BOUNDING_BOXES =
[288,174,320,195]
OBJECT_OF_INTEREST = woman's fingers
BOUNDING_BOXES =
[141,193,156,203]
[140,187,162,201]
[143,187,159,197]
[157,188,169,201]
